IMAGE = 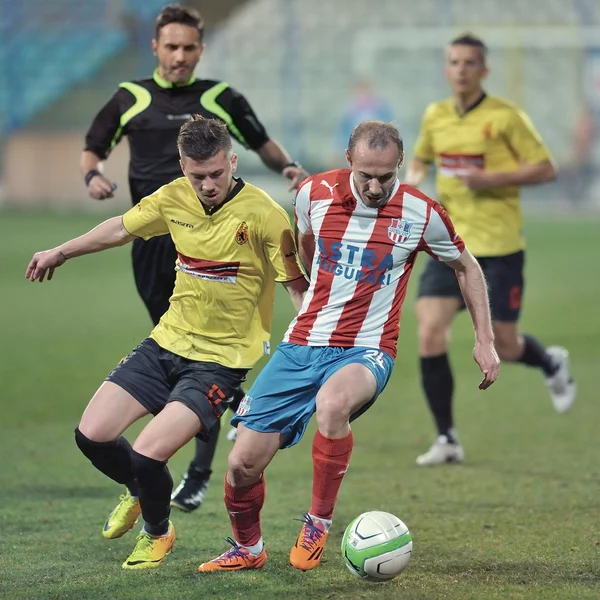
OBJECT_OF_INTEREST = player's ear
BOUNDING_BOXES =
[345,149,352,167]
[398,151,405,169]
[230,153,238,173]
[151,38,158,55]
[179,159,185,174]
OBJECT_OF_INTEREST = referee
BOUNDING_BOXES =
[81,3,308,513]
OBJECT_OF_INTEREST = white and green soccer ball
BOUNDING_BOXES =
[341,511,413,581]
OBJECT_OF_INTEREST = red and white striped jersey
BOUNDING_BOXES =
[284,169,465,358]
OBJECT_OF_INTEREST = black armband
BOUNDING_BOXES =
[84,169,102,186]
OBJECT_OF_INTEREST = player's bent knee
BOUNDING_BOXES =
[494,339,522,362]
[227,451,263,485]
[76,421,116,444]
[316,397,352,437]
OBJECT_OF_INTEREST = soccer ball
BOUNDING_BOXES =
[341,511,413,581]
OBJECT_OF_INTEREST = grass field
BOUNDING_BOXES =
[0,212,599,600]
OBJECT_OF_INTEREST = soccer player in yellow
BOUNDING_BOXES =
[406,34,576,466]
[25,116,308,569]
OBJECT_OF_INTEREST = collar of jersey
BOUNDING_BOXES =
[349,172,400,209]
[153,68,196,88]
[455,91,487,117]
[201,177,245,216]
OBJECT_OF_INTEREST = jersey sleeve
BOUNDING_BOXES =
[122,188,170,240]
[293,179,312,234]
[216,85,270,150]
[412,104,436,163]
[504,107,552,164]
[421,203,465,262]
[84,89,129,159]
[262,206,305,283]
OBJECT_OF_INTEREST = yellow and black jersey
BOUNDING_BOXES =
[414,93,552,256]
[122,177,304,368]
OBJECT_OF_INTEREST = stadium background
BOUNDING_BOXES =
[1,1,599,599]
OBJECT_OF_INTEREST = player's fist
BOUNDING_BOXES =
[283,165,310,191]
[87,174,116,200]
[473,340,500,390]
[25,248,67,282]
[456,168,497,191]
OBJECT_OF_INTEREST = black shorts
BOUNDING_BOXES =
[106,338,248,441]
[417,251,525,322]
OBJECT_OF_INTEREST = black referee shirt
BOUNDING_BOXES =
[84,69,270,204]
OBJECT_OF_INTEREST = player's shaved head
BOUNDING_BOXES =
[177,115,232,161]
[347,121,403,160]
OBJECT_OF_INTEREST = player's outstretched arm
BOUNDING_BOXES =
[447,249,500,390]
[256,139,309,191]
[26,216,135,283]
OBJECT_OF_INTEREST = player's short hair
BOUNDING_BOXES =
[348,121,404,159]
[155,3,204,43]
[449,33,488,60]
[177,115,232,161]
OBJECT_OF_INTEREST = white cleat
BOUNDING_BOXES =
[226,427,238,442]
[545,346,576,414]
[416,435,465,466]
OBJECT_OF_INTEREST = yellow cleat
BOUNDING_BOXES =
[102,491,141,540]
[122,522,176,570]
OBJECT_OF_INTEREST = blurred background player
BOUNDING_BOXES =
[81,3,309,511]
[26,116,308,570]
[198,121,499,573]
[405,33,576,466]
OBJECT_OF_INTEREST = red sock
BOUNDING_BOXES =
[310,429,354,521]
[224,473,265,547]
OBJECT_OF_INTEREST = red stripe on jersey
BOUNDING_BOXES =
[177,253,240,276]
[379,251,418,358]
[432,204,465,253]
[287,200,355,345]
[327,193,405,350]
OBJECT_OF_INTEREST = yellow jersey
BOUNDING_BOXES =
[122,177,304,368]
[413,94,552,256]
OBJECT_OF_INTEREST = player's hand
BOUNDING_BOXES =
[456,168,497,191]
[87,174,116,200]
[283,166,310,191]
[473,340,500,390]
[25,248,67,282]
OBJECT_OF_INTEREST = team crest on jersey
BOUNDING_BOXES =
[341,195,357,212]
[236,394,252,416]
[235,221,249,245]
[388,218,412,244]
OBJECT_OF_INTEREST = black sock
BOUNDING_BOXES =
[517,334,557,376]
[189,420,220,477]
[74,428,139,496]
[420,354,455,441]
[131,450,172,537]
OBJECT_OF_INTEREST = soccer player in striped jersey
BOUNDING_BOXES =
[406,33,576,467]
[197,120,500,574]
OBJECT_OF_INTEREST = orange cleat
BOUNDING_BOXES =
[289,513,329,571]
[198,538,267,572]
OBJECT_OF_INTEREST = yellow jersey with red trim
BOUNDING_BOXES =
[413,94,552,256]
[122,177,303,368]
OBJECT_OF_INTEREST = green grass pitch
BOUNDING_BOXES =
[1,211,598,600]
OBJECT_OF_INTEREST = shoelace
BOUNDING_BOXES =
[133,531,156,554]
[294,513,324,552]
[215,537,249,564]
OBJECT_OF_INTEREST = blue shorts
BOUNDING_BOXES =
[231,343,394,449]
